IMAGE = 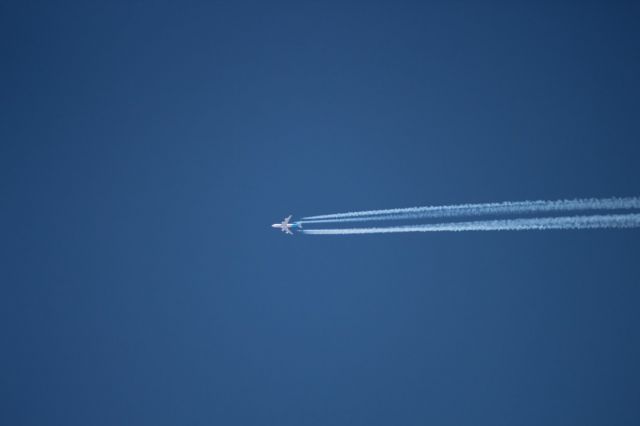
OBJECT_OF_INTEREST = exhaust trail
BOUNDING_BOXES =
[300,213,640,235]
[301,197,640,224]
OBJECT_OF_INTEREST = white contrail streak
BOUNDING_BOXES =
[301,197,640,224]
[300,213,640,235]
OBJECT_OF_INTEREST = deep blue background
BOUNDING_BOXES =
[2,1,639,425]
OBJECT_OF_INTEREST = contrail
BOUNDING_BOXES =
[300,213,640,235]
[301,197,640,224]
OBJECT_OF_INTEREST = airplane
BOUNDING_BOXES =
[271,215,302,235]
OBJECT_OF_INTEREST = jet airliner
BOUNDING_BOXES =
[271,215,302,235]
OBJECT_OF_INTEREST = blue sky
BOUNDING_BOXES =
[2,1,640,425]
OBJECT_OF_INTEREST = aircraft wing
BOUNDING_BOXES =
[283,215,292,225]
[285,227,293,235]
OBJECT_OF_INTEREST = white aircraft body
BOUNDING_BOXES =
[271,215,302,235]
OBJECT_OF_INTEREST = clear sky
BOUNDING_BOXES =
[2,1,640,425]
